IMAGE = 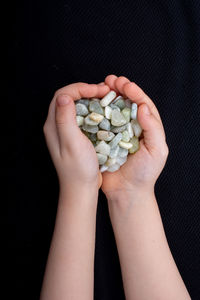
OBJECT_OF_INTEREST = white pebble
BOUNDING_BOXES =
[97,131,115,141]
[97,153,107,165]
[107,163,120,172]
[119,141,133,149]
[100,91,117,107]
[76,116,84,126]
[131,103,138,120]
[118,147,128,157]
[105,157,117,167]
[131,120,142,137]
[100,164,108,173]
[109,145,120,158]
[116,156,127,166]
[127,122,134,138]
[95,141,110,156]
[105,106,112,119]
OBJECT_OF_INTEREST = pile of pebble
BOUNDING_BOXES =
[76,91,142,172]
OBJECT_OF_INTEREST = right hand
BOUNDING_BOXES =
[101,75,169,197]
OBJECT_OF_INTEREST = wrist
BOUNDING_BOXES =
[105,186,155,214]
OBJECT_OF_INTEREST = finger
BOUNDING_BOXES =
[104,74,118,91]
[123,82,162,123]
[137,103,167,155]
[56,82,110,101]
[55,94,81,152]
[98,82,106,86]
[114,76,130,96]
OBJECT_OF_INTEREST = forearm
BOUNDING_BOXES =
[40,186,98,300]
[107,189,191,300]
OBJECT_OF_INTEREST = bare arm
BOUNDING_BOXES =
[102,74,191,300]
[40,187,98,300]
[107,189,191,300]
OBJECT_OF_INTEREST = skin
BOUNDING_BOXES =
[40,77,191,300]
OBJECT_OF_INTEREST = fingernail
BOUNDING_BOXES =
[57,95,70,106]
[143,104,150,115]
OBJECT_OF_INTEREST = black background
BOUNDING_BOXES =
[15,1,200,299]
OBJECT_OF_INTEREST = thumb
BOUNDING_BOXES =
[55,94,80,150]
[137,103,166,154]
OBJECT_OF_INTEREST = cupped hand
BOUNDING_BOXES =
[101,75,169,196]
[43,82,110,190]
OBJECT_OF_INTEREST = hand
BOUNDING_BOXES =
[43,82,110,191]
[101,75,169,197]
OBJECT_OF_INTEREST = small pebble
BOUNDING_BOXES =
[129,137,139,153]
[76,99,90,107]
[110,124,127,133]
[97,153,108,165]
[76,103,89,116]
[121,107,131,123]
[109,145,120,158]
[89,100,104,115]
[119,141,133,149]
[109,132,122,149]
[97,130,115,141]
[99,118,111,131]
[122,130,130,142]
[76,116,84,126]
[105,157,117,167]
[100,91,117,107]
[95,141,111,156]
[111,110,127,127]
[131,120,142,137]
[107,163,120,172]
[116,156,127,166]
[127,122,134,138]
[89,112,104,123]
[114,98,126,109]
[84,115,99,126]
[131,103,138,120]
[118,147,128,157]
[82,124,98,133]
[105,106,112,119]
[110,103,120,111]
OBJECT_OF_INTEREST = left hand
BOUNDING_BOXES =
[43,82,110,191]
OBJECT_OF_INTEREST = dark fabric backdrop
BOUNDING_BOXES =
[15,1,200,299]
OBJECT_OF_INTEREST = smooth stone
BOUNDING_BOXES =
[105,157,116,167]
[76,99,90,107]
[75,103,89,116]
[122,130,130,142]
[82,124,98,133]
[111,110,127,126]
[100,91,117,107]
[97,153,108,165]
[109,145,119,158]
[84,115,99,126]
[107,163,120,172]
[109,132,122,149]
[112,95,124,104]
[127,122,134,138]
[129,137,139,153]
[114,99,126,109]
[131,103,138,120]
[105,106,112,119]
[121,107,131,123]
[116,155,127,166]
[100,164,108,173]
[125,99,132,108]
[119,141,133,149]
[76,116,84,126]
[97,130,115,141]
[89,133,97,142]
[89,112,104,123]
[131,119,142,137]
[95,141,110,156]
[110,124,127,133]
[99,118,111,130]
[89,100,104,115]
[110,103,120,111]
[118,147,128,157]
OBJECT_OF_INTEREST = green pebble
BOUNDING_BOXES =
[129,137,139,154]
[121,107,131,123]
[114,99,125,109]
[122,130,130,142]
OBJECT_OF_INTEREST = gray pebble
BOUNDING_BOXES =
[76,99,90,107]
[89,100,104,115]
[99,118,111,131]
[76,103,89,116]
[109,132,122,149]
[110,124,127,133]
[82,123,98,133]
[97,153,108,165]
